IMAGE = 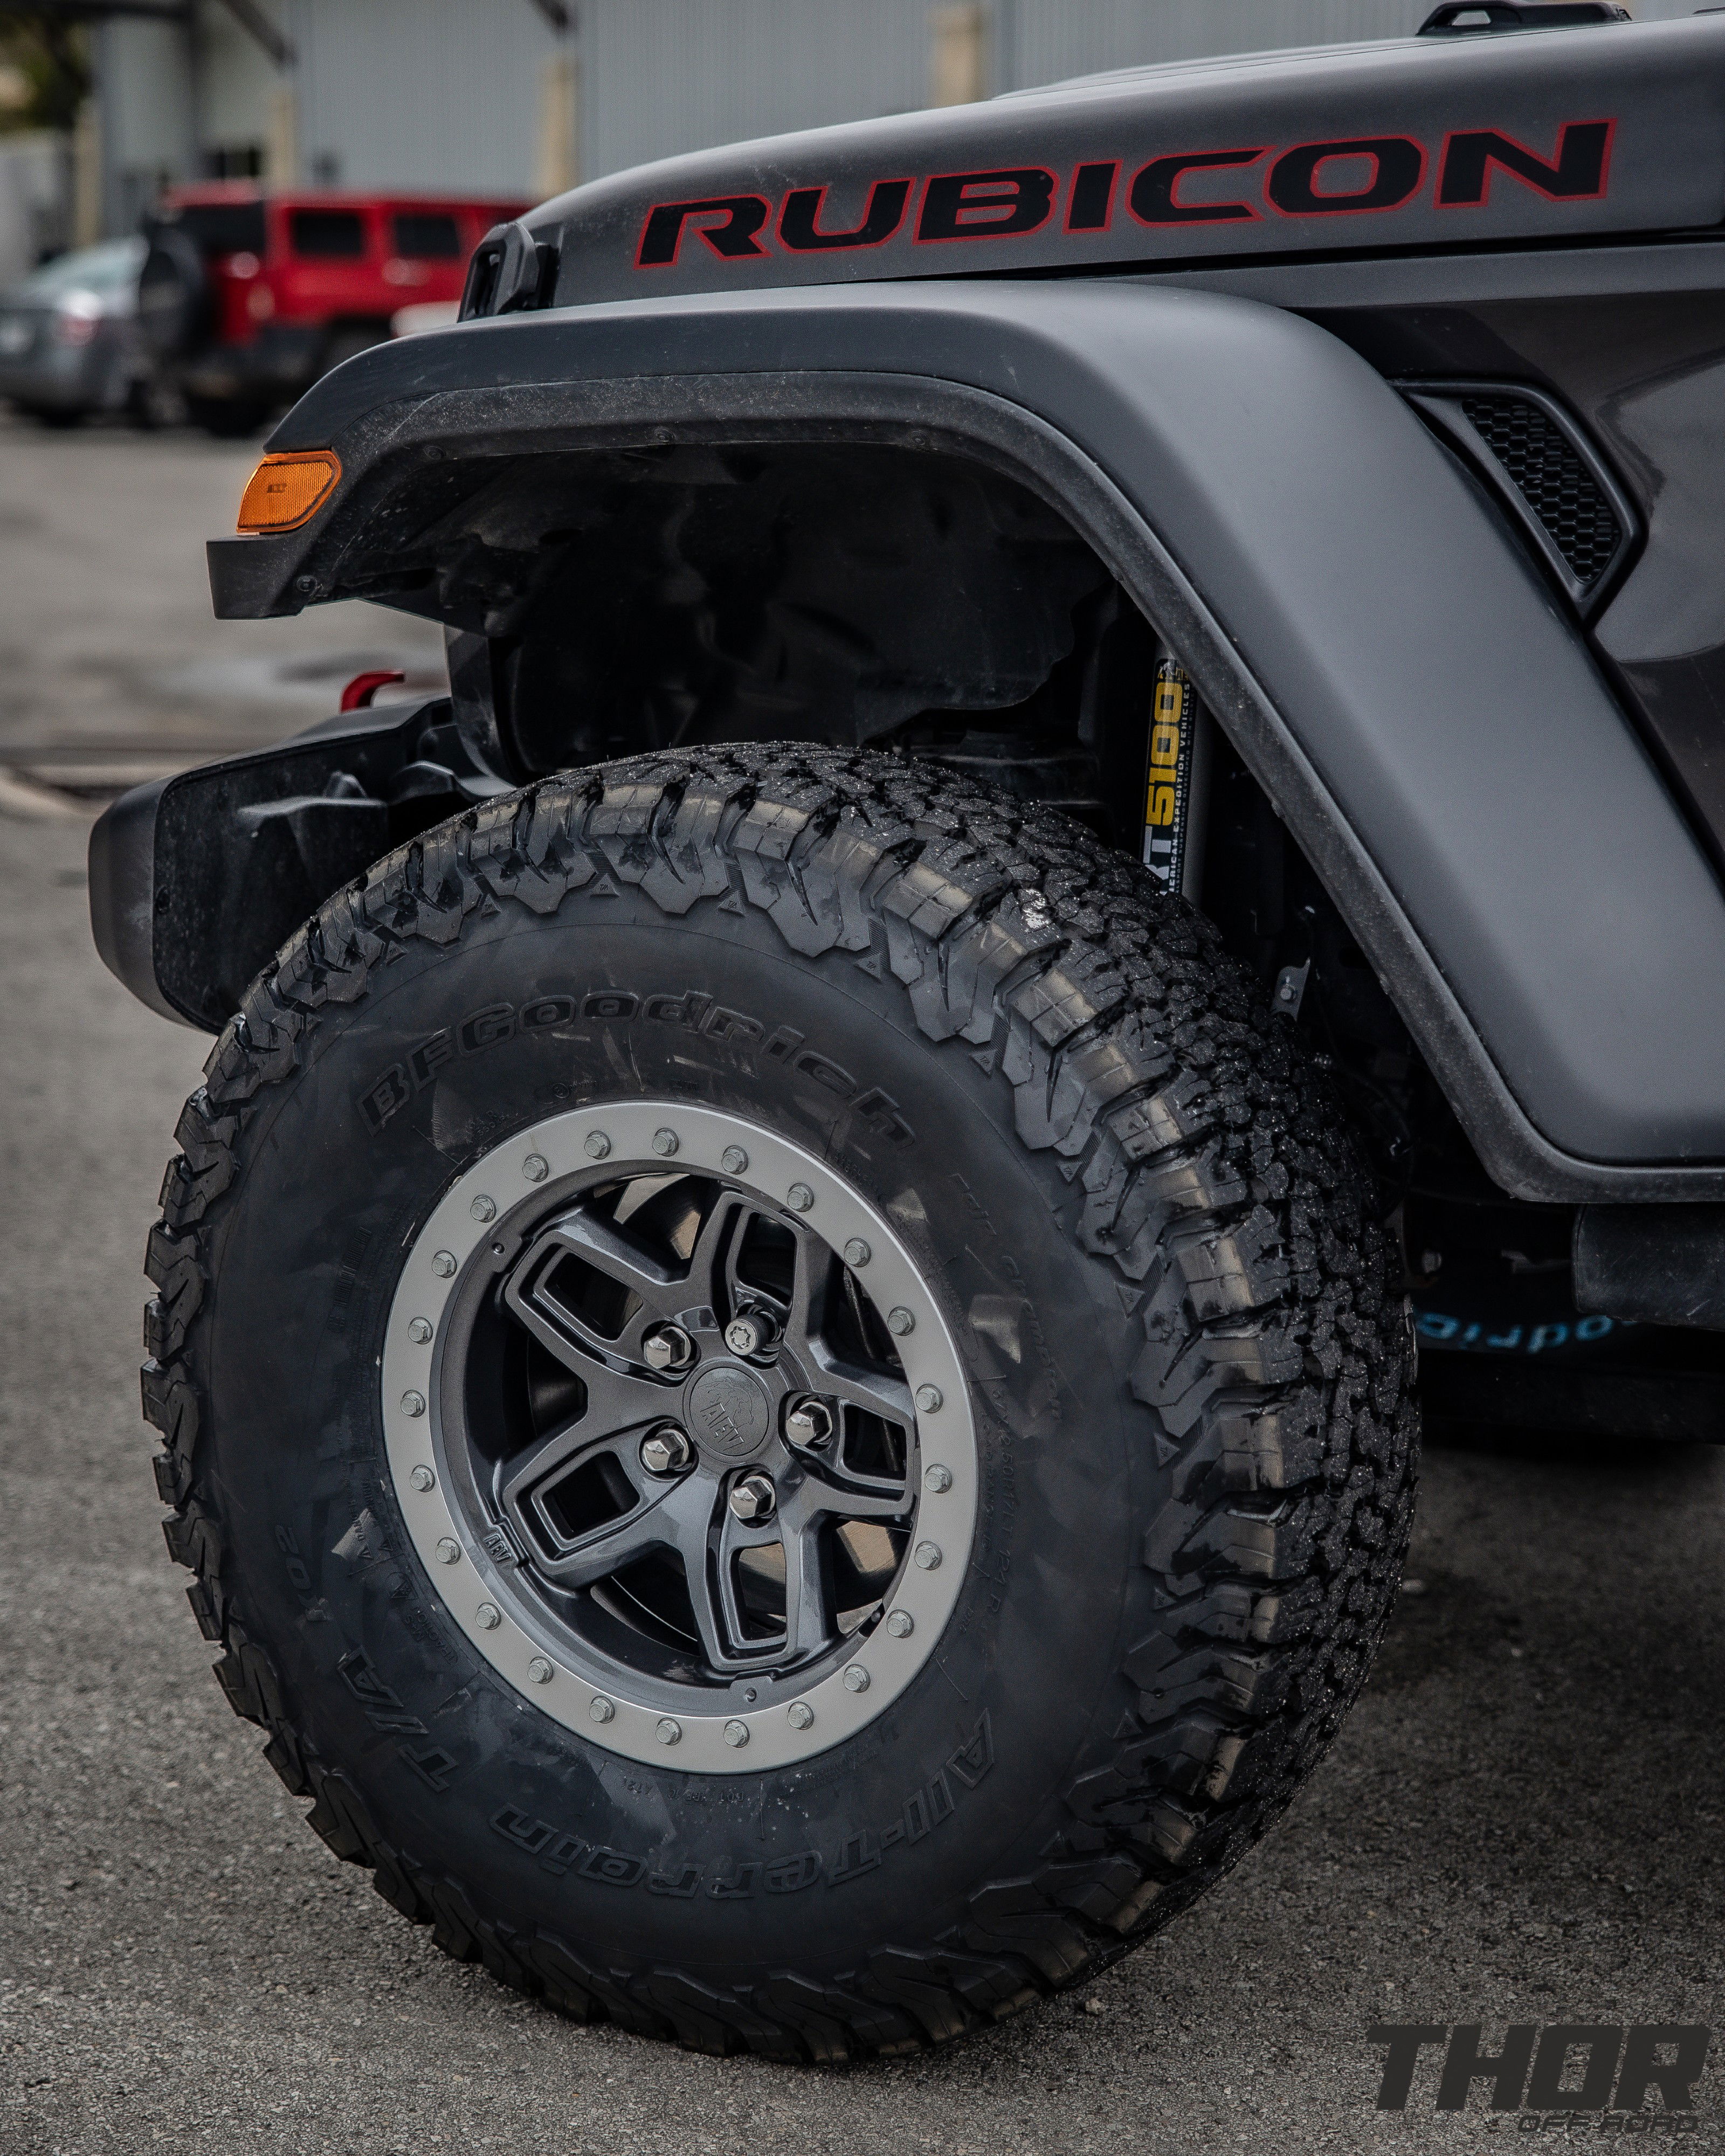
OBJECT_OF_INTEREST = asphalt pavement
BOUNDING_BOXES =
[2,410,1721,2155]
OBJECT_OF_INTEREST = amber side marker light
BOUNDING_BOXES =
[236,450,341,534]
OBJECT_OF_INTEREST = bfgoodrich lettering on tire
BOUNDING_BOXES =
[144,744,1417,2060]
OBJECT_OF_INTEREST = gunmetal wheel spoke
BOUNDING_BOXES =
[776,1507,836,1664]
[788,1458,913,1525]
[713,1496,797,1663]
[808,1352,915,1435]
[502,1427,689,1588]
[503,1208,700,1373]
[529,1484,688,1590]
[655,1468,740,1671]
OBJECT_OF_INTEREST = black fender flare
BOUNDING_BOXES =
[199,279,1725,1200]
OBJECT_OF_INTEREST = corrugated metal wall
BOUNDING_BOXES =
[282,0,1447,199]
[282,0,565,194]
[576,0,1434,183]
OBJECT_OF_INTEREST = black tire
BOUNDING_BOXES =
[144,745,1417,2060]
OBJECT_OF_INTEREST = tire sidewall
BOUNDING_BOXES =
[201,879,1154,1972]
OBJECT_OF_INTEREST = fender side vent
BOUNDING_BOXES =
[1400,380,1638,616]
[1458,393,1621,586]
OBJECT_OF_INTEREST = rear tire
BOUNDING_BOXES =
[144,745,1417,2058]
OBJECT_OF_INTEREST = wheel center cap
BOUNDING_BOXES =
[685,1362,774,1462]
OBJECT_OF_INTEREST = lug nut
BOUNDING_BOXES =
[642,1323,696,1373]
[784,1397,835,1449]
[728,1473,776,1523]
[640,1425,693,1476]
[724,1310,776,1358]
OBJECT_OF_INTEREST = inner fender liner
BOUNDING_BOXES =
[201,280,1725,1199]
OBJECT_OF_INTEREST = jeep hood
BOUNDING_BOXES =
[511,17,1725,309]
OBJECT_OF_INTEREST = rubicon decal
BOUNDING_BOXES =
[635,119,1614,266]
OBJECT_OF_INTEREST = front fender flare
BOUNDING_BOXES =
[203,280,1725,1201]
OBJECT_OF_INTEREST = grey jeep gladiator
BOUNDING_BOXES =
[87,0,1725,2059]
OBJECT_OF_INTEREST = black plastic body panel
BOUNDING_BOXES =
[202,280,1725,1199]
[90,697,466,1031]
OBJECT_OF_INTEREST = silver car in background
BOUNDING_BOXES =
[0,238,153,426]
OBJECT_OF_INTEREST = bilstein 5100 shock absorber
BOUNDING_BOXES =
[1142,652,1210,901]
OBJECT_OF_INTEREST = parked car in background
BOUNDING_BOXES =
[139,185,530,437]
[0,237,155,426]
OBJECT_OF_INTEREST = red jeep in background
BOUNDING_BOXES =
[139,184,530,437]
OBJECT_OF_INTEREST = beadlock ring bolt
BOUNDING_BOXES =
[527,1656,553,1684]
[721,1144,749,1175]
[915,1384,944,1414]
[887,1307,915,1337]
[652,1128,679,1158]
[583,1131,611,1160]
[407,1316,433,1345]
[657,1717,682,1745]
[436,1538,461,1565]
[431,1250,456,1279]
[843,1238,871,1268]
[787,1182,815,1213]
[914,1540,942,1571]
[723,1719,750,1748]
[639,1424,693,1476]
[724,1310,776,1358]
[470,1194,496,1224]
[642,1324,696,1373]
[886,1609,914,1638]
[787,1701,814,1731]
[589,1695,615,1724]
[728,1473,776,1524]
[401,1391,426,1418]
[409,1464,435,1492]
[924,1463,953,1494]
[522,1153,549,1183]
[475,1603,500,1630]
[784,1397,834,1449]
[843,1664,871,1693]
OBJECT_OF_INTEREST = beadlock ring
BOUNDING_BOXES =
[382,1103,978,1771]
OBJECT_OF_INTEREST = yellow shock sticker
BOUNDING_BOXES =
[1142,657,1196,893]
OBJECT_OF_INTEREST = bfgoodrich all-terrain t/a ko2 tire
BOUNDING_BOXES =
[143,745,1417,2061]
